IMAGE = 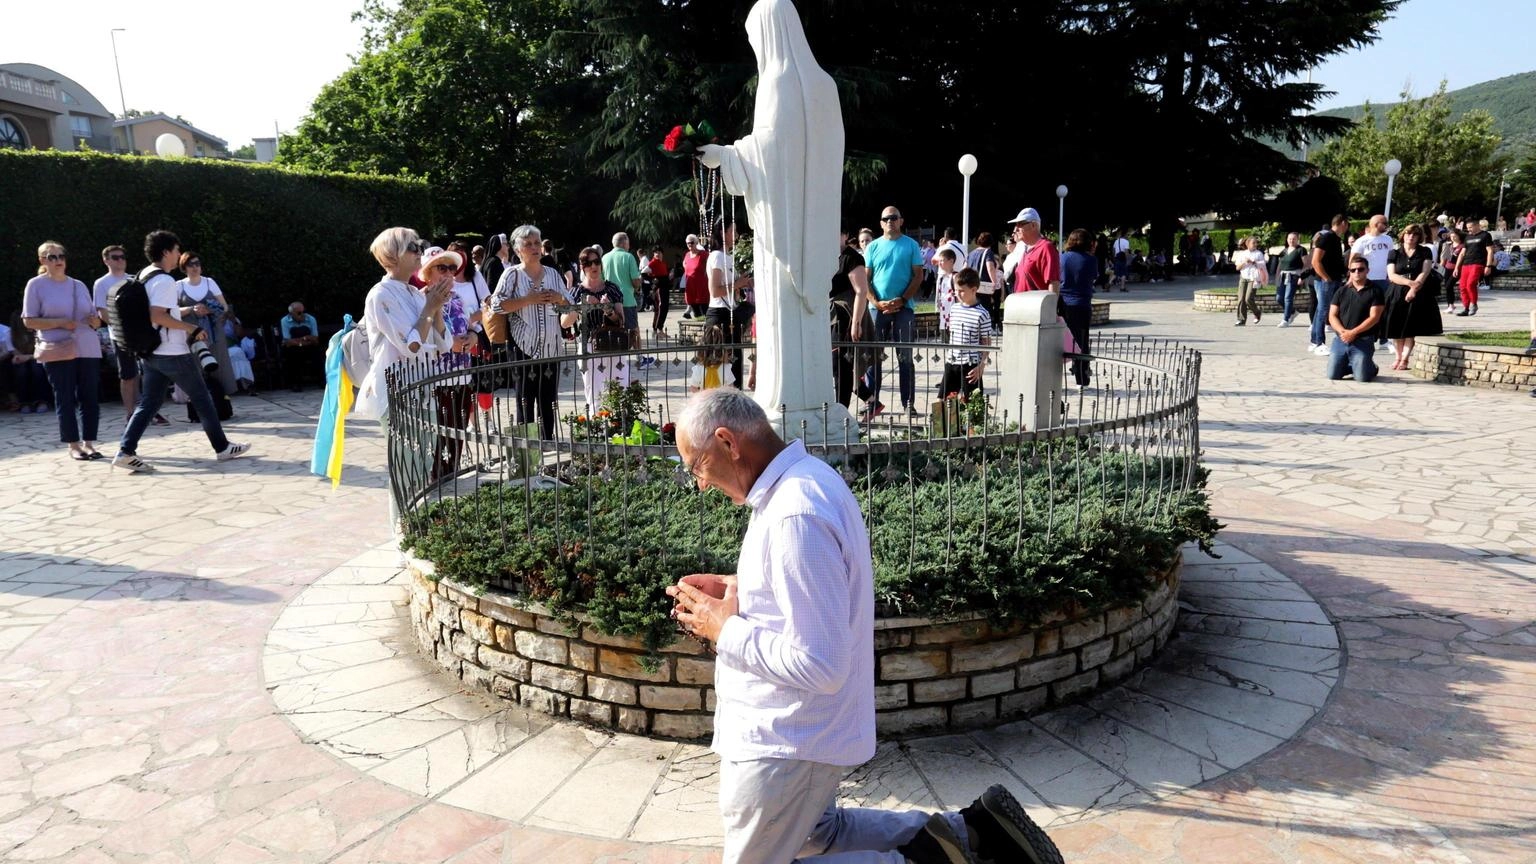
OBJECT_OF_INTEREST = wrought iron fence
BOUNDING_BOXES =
[387,333,1207,645]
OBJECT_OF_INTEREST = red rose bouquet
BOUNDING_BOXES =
[658,120,720,158]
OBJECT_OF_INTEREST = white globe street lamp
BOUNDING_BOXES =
[958,154,978,253]
[1056,184,1069,244]
[1383,158,1402,223]
[1496,168,1519,230]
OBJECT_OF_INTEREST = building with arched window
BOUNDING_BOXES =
[0,63,116,152]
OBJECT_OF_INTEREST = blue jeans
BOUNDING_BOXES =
[871,306,915,408]
[120,353,229,456]
[1277,272,1301,321]
[1326,338,1378,382]
[42,357,101,443]
[1310,280,1337,346]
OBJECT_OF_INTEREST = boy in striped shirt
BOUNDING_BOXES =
[941,267,991,399]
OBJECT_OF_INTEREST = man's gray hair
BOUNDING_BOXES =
[511,224,541,249]
[678,388,776,449]
[612,232,629,249]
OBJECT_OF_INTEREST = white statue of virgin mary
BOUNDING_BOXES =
[698,0,852,442]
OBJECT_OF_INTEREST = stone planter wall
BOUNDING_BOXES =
[1193,286,1315,314]
[408,553,1180,740]
[1090,301,1111,326]
[1409,337,1536,392]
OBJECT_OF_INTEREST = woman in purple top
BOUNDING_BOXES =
[21,241,104,460]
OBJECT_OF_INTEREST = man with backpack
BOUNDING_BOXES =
[112,230,249,473]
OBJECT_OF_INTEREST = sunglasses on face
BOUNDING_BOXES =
[430,262,456,273]
[106,254,125,261]
[185,260,202,268]
[880,215,901,222]
[1348,266,1368,273]
[580,259,599,267]
[405,240,427,255]
[44,253,66,262]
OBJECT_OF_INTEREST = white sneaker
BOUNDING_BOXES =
[111,453,154,474]
[1278,318,1291,327]
[216,442,250,462]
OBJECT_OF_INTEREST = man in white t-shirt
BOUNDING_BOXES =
[114,230,248,473]
[1350,214,1393,346]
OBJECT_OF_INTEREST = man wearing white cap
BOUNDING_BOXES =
[1006,208,1060,294]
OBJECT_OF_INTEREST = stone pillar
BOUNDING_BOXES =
[998,292,1063,430]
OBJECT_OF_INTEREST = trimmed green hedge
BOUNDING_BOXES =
[0,150,433,328]
[405,447,1220,652]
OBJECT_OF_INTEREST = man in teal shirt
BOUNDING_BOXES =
[863,206,925,418]
[602,232,646,356]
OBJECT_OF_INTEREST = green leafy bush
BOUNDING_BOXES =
[0,149,432,327]
[405,445,1220,652]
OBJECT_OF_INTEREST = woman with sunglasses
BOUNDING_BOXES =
[490,224,577,439]
[21,241,104,460]
[418,246,477,482]
[175,251,238,397]
[573,249,628,410]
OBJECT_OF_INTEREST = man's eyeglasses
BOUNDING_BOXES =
[43,253,66,262]
[879,215,901,222]
[1348,266,1368,273]
[685,445,711,478]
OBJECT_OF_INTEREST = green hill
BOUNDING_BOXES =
[1279,70,1536,159]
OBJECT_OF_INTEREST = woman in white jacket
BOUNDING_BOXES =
[355,227,454,527]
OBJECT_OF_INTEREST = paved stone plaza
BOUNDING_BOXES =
[2,277,1533,862]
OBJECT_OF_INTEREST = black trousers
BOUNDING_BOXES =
[1061,302,1092,386]
[939,361,983,399]
[281,342,321,389]
[705,303,753,388]
[651,276,671,332]
[829,296,874,407]
[515,360,559,439]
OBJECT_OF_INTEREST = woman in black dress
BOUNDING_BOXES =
[1384,223,1443,370]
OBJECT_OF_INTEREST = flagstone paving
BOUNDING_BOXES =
[0,278,1532,863]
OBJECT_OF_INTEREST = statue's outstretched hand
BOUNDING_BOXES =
[697,144,724,170]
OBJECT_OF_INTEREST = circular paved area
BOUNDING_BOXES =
[264,539,1339,845]
[0,278,1533,863]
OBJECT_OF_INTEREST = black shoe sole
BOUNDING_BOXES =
[980,785,1064,864]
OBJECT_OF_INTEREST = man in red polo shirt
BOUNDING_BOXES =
[1007,207,1061,294]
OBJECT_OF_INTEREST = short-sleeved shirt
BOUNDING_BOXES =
[1331,281,1385,331]
[1462,230,1495,268]
[1014,241,1061,293]
[1313,229,1346,281]
[1112,237,1131,259]
[601,247,642,307]
[1060,250,1097,306]
[707,249,737,310]
[831,246,865,299]
[1277,245,1307,271]
[138,269,190,357]
[945,302,991,365]
[281,314,319,342]
[682,250,710,305]
[864,234,923,308]
[92,273,129,339]
[1351,233,1393,280]
[23,275,99,359]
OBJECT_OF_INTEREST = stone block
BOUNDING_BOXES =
[640,685,702,711]
[569,643,597,672]
[1143,581,1172,614]
[479,646,531,681]
[874,683,909,710]
[1060,615,1106,649]
[535,616,579,637]
[1052,669,1099,702]
[570,698,614,727]
[879,650,948,680]
[1017,654,1077,689]
[951,636,1033,672]
[1101,652,1136,684]
[616,707,649,735]
[531,663,586,696]
[599,649,672,683]
[950,699,998,728]
[582,626,645,648]
[660,636,706,656]
[676,657,716,685]
[970,669,1016,698]
[493,623,518,653]
[705,690,716,711]
[587,675,638,705]
[518,685,569,716]
[449,629,478,665]
[913,620,991,645]
[874,707,947,736]
[1000,687,1047,718]
[1104,605,1139,635]
[490,675,517,700]
[1080,637,1114,670]
[461,662,493,691]
[651,713,714,740]
[1035,628,1060,656]
[913,678,968,703]
[1136,640,1156,663]
[479,596,536,628]
[515,631,568,665]
[461,609,495,645]
[431,595,460,630]
[874,629,913,650]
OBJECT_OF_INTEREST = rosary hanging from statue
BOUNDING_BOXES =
[659,120,732,249]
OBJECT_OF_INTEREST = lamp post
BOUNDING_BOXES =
[1383,158,1402,223]
[958,153,977,253]
[110,29,128,150]
[1496,168,1518,230]
[1056,185,1069,245]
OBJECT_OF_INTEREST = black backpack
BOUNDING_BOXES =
[108,267,163,358]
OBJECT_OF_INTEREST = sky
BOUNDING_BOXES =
[1,0,1533,150]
